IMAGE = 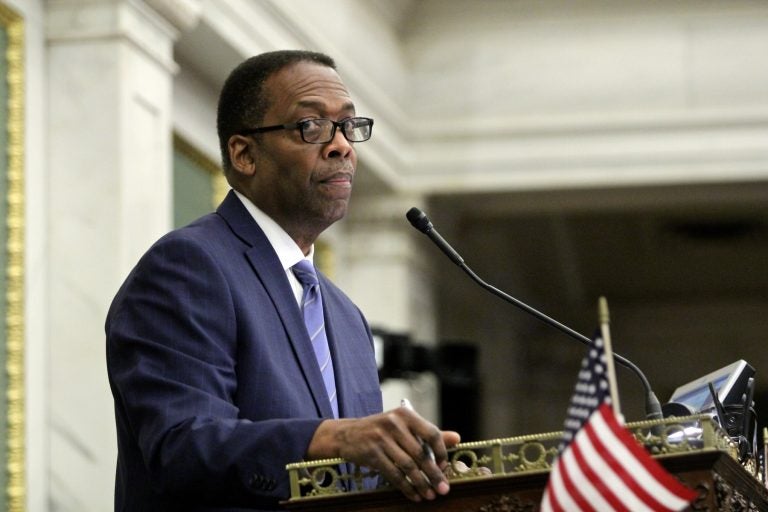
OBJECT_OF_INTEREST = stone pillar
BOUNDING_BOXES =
[45,1,198,509]
[339,194,437,343]
[337,194,442,419]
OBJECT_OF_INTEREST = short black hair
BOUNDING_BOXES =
[216,50,337,173]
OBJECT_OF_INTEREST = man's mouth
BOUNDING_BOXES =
[319,172,353,188]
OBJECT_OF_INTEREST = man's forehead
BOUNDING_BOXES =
[271,62,347,94]
[266,62,353,113]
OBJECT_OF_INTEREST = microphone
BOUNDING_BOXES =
[406,207,663,421]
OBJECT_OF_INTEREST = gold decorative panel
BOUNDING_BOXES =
[0,3,24,511]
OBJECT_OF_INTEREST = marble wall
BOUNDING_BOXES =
[45,0,183,509]
[10,0,768,510]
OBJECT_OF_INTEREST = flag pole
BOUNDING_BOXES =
[763,427,768,484]
[599,296,622,419]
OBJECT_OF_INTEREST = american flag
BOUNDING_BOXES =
[540,336,697,512]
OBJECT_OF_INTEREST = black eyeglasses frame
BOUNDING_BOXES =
[238,117,374,144]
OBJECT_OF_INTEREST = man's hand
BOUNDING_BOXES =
[306,408,461,502]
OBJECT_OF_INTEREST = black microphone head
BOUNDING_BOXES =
[406,207,433,233]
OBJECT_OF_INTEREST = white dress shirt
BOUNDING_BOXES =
[233,189,313,305]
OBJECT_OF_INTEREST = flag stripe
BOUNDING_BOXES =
[576,411,654,511]
[540,486,554,512]
[583,413,663,511]
[592,406,697,507]
[542,459,582,512]
[561,441,615,511]
[570,425,636,511]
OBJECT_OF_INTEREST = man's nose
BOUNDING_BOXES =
[323,127,354,159]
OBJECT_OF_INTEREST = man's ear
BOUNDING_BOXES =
[228,135,257,176]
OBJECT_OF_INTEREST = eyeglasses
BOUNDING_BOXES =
[239,117,374,144]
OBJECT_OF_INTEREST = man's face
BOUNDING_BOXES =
[234,61,358,242]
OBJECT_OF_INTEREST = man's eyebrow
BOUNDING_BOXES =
[295,99,356,111]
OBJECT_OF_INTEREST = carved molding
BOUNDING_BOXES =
[46,0,180,73]
[145,0,202,33]
[478,494,536,512]
[713,472,762,512]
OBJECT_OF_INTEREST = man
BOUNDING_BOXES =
[106,50,460,511]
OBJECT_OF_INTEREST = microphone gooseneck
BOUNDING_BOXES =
[406,207,663,421]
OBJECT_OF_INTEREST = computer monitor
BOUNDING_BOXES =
[667,359,755,413]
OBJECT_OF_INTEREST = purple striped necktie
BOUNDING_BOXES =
[292,260,339,418]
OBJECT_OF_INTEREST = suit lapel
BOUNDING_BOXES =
[217,191,335,419]
[318,272,381,419]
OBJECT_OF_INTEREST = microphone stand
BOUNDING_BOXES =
[406,207,663,421]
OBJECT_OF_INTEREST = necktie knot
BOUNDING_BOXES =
[292,260,318,288]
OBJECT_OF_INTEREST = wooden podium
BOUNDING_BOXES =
[283,416,768,511]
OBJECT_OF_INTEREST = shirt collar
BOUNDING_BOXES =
[232,189,313,270]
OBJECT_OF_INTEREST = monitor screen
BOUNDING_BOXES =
[668,360,754,413]
[668,373,730,412]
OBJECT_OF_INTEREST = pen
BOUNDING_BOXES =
[400,398,436,462]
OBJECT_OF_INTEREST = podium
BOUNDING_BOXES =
[283,416,768,511]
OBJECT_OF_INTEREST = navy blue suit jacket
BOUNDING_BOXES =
[106,191,382,511]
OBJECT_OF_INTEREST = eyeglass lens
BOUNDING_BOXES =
[300,118,372,143]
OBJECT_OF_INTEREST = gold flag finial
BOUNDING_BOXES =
[599,296,610,325]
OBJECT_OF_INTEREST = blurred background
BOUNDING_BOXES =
[4,0,768,510]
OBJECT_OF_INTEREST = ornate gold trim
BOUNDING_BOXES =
[0,3,24,511]
[286,415,735,500]
[172,132,228,208]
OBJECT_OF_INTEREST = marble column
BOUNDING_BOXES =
[46,1,198,509]
[339,194,437,343]
[334,194,440,417]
